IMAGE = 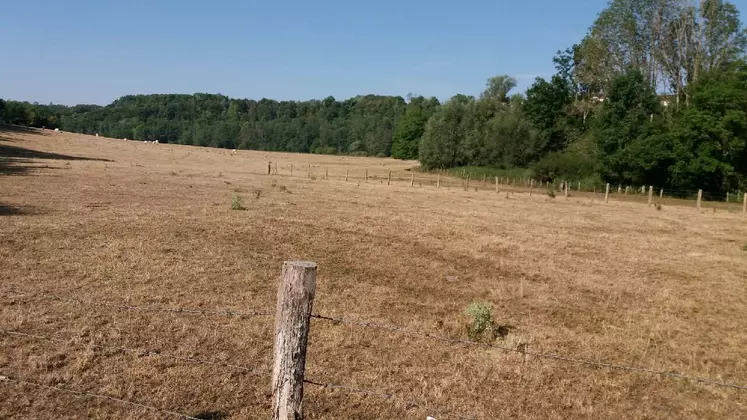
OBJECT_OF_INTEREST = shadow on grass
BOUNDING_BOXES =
[0,204,45,216]
[0,125,114,176]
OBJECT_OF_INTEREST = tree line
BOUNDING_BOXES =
[1,0,746,195]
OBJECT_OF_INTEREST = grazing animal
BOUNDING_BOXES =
[231,149,237,156]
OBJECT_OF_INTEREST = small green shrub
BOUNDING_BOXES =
[547,187,556,199]
[741,243,747,251]
[465,303,494,342]
[231,194,244,210]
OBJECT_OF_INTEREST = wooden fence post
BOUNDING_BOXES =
[697,189,703,209]
[495,176,498,193]
[387,170,391,185]
[648,186,653,205]
[605,183,610,203]
[726,192,730,202]
[410,171,414,187]
[577,181,581,192]
[307,165,310,179]
[529,179,534,197]
[437,173,440,189]
[272,261,317,420]
[268,162,272,176]
[365,169,368,183]
[290,164,293,177]
[660,189,663,199]
[625,186,629,195]
[743,193,746,213]
[325,167,328,180]
[345,169,349,182]
[275,162,278,175]
[564,181,568,198]
[483,174,486,186]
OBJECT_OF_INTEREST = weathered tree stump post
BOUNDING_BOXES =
[697,189,703,209]
[272,261,317,420]
[345,169,349,182]
[387,170,391,185]
[410,171,414,187]
[437,173,440,189]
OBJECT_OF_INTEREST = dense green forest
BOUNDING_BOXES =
[2,0,747,195]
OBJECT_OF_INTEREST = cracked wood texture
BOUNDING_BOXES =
[272,261,317,420]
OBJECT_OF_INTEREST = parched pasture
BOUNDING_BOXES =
[1,126,747,419]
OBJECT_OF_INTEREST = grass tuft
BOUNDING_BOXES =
[230,194,244,210]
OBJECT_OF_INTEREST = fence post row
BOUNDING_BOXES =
[272,261,317,420]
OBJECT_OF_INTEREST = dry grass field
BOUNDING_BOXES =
[1,126,747,419]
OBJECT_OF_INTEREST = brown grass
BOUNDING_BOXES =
[1,127,747,419]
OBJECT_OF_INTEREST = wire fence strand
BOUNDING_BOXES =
[310,313,747,391]
[0,329,268,377]
[0,372,202,419]
[4,289,746,392]
[2,289,273,319]
[304,378,477,420]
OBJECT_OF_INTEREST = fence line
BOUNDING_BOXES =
[0,372,201,420]
[2,327,475,419]
[303,378,477,420]
[5,288,744,392]
[310,313,747,391]
[2,289,273,319]
[0,329,267,376]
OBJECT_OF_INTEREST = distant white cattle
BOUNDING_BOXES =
[54,128,60,132]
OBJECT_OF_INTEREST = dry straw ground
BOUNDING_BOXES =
[1,126,746,419]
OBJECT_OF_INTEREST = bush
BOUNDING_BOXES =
[547,187,556,198]
[465,303,494,342]
[231,194,244,210]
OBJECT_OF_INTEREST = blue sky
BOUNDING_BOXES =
[2,0,738,105]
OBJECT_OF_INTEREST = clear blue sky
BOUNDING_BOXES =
[4,0,735,106]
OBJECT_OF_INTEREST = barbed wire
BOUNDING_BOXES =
[5,289,746,391]
[2,289,273,319]
[303,378,477,420]
[310,314,747,391]
[0,372,201,419]
[0,329,269,376]
[3,328,476,419]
